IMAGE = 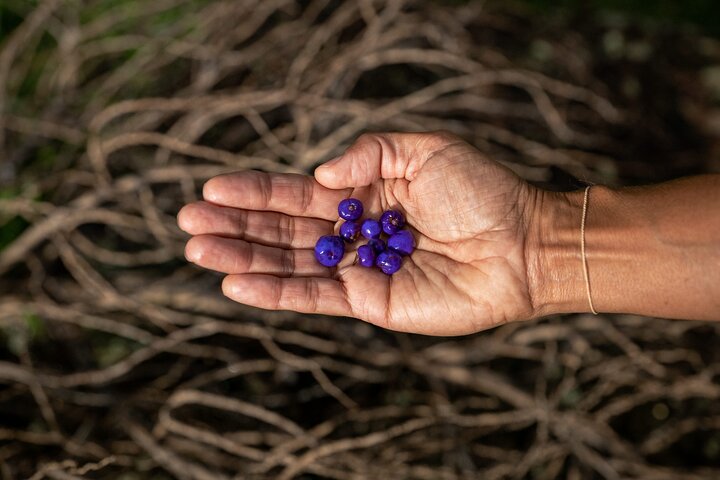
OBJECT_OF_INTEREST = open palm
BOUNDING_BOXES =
[178,132,537,335]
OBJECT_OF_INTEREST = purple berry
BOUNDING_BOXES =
[387,230,415,256]
[339,221,360,243]
[314,235,345,267]
[338,198,363,221]
[380,210,405,235]
[376,250,402,275]
[356,244,376,267]
[368,238,386,254]
[361,219,382,239]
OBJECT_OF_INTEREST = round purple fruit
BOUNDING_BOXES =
[339,220,360,243]
[387,230,415,256]
[380,210,405,235]
[361,219,382,239]
[338,198,363,221]
[376,250,402,275]
[314,235,345,267]
[367,238,386,254]
[356,244,376,267]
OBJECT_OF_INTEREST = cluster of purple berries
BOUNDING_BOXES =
[314,198,415,275]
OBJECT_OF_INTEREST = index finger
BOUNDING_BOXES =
[203,171,350,221]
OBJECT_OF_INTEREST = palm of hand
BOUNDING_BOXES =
[343,140,533,334]
[179,133,534,335]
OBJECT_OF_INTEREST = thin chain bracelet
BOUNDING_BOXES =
[581,186,598,315]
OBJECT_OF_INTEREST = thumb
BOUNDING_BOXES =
[315,132,438,189]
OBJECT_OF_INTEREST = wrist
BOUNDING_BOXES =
[524,187,597,318]
[526,177,720,320]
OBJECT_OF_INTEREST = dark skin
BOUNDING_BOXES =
[178,131,720,336]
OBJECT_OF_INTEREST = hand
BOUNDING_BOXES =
[178,132,540,335]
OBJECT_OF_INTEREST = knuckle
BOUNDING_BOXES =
[303,278,320,312]
[236,208,248,233]
[279,248,295,277]
[298,177,314,215]
[231,242,253,272]
[355,132,389,159]
[271,277,284,310]
[257,173,273,208]
[276,213,294,248]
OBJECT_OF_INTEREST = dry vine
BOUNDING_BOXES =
[1,0,719,478]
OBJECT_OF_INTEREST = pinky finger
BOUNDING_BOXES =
[222,274,352,317]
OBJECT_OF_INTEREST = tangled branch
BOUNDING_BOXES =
[1,0,719,478]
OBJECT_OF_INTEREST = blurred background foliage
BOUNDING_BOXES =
[516,0,720,37]
[1,0,719,192]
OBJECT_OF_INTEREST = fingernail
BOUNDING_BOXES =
[202,180,218,202]
[320,155,342,169]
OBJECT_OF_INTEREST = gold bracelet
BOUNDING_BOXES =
[581,186,598,315]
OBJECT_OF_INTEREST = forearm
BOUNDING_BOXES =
[527,175,720,320]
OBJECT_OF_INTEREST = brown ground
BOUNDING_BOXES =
[1,1,719,478]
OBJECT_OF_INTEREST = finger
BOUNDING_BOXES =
[203,171,349,221]
[222,274,351,317]
[185,235,330,277]
[177,201,333,249]
[314,131,458,189]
